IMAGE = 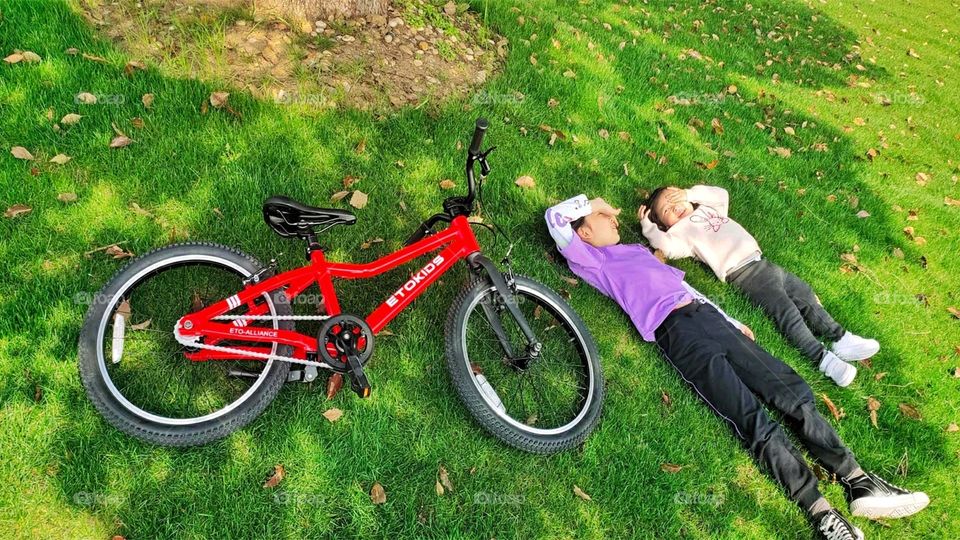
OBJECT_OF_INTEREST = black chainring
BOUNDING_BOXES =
[317,314,374,372]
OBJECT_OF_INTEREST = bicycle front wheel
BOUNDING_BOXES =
[445,275,604,454]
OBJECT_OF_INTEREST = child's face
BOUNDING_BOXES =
[577,211,621,247]
[653,187,693,228]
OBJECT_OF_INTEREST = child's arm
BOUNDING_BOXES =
[686,185,729,216]
[545,195,603,266]
[638,206,694,259]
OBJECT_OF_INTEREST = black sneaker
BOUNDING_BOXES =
[815,509,864,540]
[842,472,930,519]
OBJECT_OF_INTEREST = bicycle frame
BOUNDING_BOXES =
[177,215,482,363]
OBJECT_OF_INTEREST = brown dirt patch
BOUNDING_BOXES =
[78,0,505,109]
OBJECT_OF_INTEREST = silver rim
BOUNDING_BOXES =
[95,254,279,426]
[460,282,595,436]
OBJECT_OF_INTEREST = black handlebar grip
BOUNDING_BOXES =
[469,117,488,155]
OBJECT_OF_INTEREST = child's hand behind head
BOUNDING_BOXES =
[645,186,693,229]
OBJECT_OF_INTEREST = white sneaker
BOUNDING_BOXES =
[820,351,857,387]
[831,332,880,362]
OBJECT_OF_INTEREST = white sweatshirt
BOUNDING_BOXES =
[640,185,762,282]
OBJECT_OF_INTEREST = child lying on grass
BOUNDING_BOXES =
[545,194,928,540]
[638,185,878,387]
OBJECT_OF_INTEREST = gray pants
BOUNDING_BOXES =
[727,259,845,362]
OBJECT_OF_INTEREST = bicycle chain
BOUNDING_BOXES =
[175,316,334,369]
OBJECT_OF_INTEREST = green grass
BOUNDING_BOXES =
[2,0,959,538]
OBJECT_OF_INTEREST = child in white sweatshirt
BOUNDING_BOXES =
[638,185,879,387]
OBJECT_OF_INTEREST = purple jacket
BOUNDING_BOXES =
[545,195,740,341]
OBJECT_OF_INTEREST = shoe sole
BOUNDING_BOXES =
[850,492,930,519]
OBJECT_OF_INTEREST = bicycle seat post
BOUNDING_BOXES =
[303,229,321,259]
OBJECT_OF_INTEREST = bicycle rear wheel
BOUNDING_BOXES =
[445,275,604,454]
[78,242,292,446]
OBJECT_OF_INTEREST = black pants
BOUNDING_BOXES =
[727,259,845,362]
[654,302,859,511]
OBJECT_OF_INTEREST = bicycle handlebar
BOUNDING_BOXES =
[404,118,489,247]
[469,117,488,155]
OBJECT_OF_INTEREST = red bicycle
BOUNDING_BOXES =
[78,119,604,454]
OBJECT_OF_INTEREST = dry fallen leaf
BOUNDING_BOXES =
[898,403,921,420]
[322,408,343,422]
[947,423,959,433]
[572,484,592,501]
[116,298,132,319]
[515,175,535,189]
[75,92,97,105]
[142,93,154,108]
[349,190,368,209]
[49,153,71,165]
[438,465,454,493]
[867,396,881,428]
[907,48,921,58]
[124,60,146,76]
[370,482,386,504]
[11,146,34,160]
[769,146,792,158]
[110,136,133,148]
[598,128,609,139]
[821,393,844,421]
[263,464,284,488]
[3,52,24,64]
[4,204,32,218]
[105,244,135,259]
[209,91,230,108]
[945,197,960,207]
[61,113,83,125]
[325,372,343,399]
[915,172,930,186]
[330,190,350,202]
[856,210,871,219]
[360,237,384,249]
[711,117,724,135]
[439,179,456,190]
[58,192,77,203]
[948,307,960,319]
[131,319,152,331]
[660,463,683,473]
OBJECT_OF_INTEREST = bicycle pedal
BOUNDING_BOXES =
[346,354,371,398]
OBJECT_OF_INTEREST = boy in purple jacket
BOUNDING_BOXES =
[545,194,928,540]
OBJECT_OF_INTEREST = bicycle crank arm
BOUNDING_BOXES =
[346,353,371,398]
[467,253,542,356]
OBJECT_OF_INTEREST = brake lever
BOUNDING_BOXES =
[478,146,496,176]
